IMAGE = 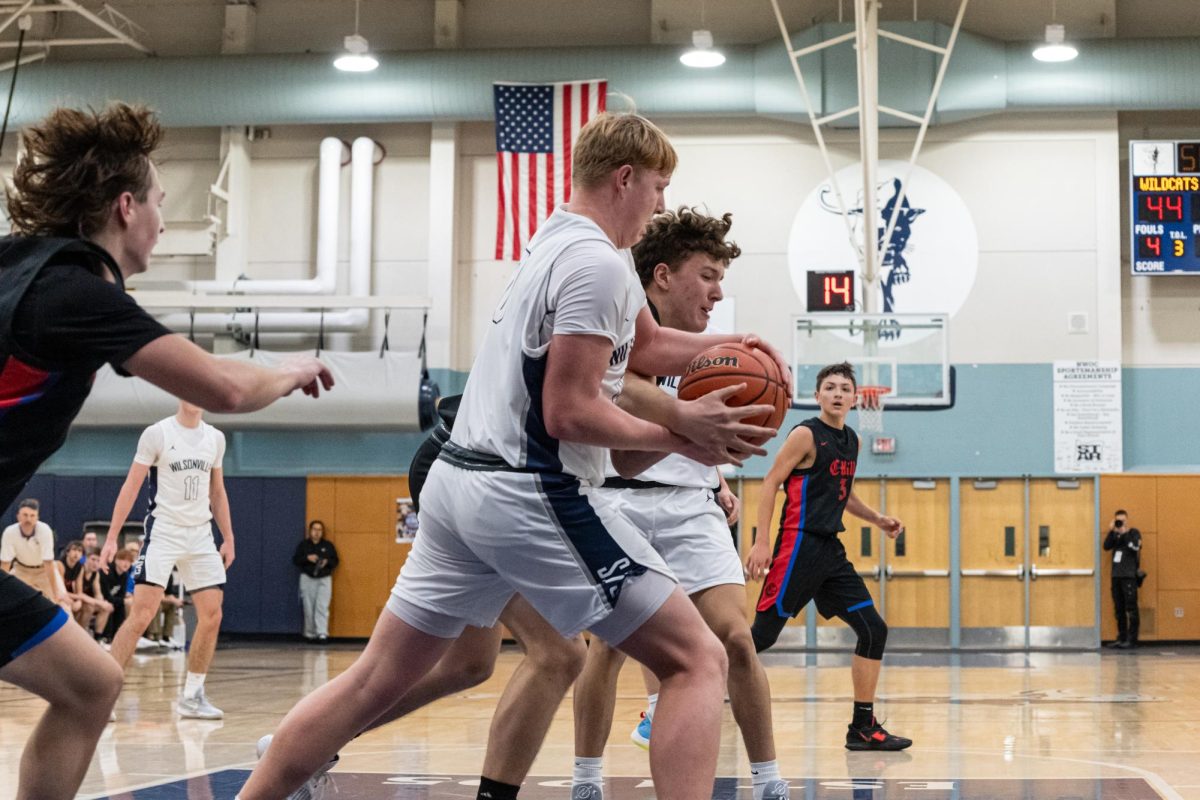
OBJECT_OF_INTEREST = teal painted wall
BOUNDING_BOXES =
[35,365,1200,480]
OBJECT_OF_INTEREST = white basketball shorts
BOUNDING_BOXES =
[596,485,745,595]
[392,460,677,640]
[134,517,226,592]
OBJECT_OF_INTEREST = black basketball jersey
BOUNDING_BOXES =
[776,417,859,538]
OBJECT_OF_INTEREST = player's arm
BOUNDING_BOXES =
[845,493,903,539]
[210,467,236,569]
[611,372,767,476]
[123,335,334,414]
[101,460,151,571]
[543,333,687,455]
[628,306,793,396]
[845,440,903,537]
[745,426,813,579]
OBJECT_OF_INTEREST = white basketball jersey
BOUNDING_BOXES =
[453,205,645,486]
[135,416,226,528]
[606,323,720,490]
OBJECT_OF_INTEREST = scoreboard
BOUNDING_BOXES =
[1130,140,1200,275]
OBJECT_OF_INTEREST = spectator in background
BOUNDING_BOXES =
[75,549,113,642]
[56,541,86,614]
[1104,509,1143,649]
[1,500,67,605]
[145,569,184,648]
[101,549,135,641]
[81,531,99,553]
[293,520,338,642]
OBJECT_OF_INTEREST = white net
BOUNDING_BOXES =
[856,387,889,434]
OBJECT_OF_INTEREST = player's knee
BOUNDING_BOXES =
[692,628,729,685]
[531,635,587,685]
[721,624,759,673]
[453,649,497,689]
[95,655,125,708]
[850,608,887,660]
[197,604,222,628]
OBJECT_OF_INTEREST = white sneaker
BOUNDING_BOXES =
[177,689,223,719]
[256,734,339,800]
[136,636,159,650]
[760,779,791,800]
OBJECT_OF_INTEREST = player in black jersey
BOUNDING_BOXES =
[745,362,912,751]
[0,103,332,800]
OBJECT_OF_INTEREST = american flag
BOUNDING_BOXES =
[494,80,607,261]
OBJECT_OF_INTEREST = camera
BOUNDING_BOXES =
[1113,519,1124,529]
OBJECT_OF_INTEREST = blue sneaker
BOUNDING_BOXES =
[630,712,651,750]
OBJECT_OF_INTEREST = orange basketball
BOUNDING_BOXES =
[677,343,789,442]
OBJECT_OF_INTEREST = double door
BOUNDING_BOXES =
[960,478,1096,648]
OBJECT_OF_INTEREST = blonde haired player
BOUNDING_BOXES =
[101,399,233,719]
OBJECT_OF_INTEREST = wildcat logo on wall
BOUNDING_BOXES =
[788,161,978,344]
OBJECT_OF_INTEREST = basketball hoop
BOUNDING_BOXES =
[856,385,891,434]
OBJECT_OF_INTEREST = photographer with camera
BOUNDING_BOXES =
[1103,510,1143,649]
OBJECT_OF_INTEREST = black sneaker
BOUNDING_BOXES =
[846,718,913,751]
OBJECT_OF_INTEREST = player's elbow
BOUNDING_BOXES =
[542,403,585,442]
[204,383,245,415]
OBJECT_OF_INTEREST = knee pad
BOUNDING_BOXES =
[846,605,888,660]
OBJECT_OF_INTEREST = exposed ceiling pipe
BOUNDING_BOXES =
[188,136,345,295]
[156,137,379,336]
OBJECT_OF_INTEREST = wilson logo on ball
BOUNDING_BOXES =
[687,354,740,372]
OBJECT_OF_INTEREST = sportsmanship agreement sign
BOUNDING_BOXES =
[1054,361,1123,473]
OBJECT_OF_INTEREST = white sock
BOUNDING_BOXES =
[646,692,659,722]
[572,756,603,788]
[183,672,206,698]
[751,760,783,800]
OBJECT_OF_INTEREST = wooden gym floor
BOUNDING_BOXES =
[0,642,1196,799]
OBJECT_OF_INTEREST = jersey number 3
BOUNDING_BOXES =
[838,478,849,502]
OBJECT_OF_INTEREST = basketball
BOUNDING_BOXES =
[677,343,789,441]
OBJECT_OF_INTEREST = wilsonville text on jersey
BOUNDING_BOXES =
[168,459,212,473]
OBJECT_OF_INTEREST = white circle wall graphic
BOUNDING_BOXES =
[788,161,978,344]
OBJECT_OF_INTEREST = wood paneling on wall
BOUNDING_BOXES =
[307,475,412,638]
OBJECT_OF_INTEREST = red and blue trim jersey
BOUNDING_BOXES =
[755,417,858,612]
[0,236,170,509]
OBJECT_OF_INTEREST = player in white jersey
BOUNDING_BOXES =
[101,400,233,719]
[241,112,792,800]
[571,207,788,800]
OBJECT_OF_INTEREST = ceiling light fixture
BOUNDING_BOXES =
[334,0,378,72]
[1032,1,1077,63]
[681,29,725,68]
[1032,24,1078,62]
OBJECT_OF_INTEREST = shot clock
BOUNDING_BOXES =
[806,269,856,311]
[1130,140,1200,275]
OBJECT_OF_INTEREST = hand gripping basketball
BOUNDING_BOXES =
[676,342,790,456]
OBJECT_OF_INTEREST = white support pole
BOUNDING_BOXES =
[768,0,860,268]
[855,0,881,313]
[213,127,250,286]
[426,122,458,372]
[875,0,969,275]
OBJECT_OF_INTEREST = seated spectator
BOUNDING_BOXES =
[101,549,134,641]
[144,569,184,648]
[56,540,86,614]
[75,549,113,642]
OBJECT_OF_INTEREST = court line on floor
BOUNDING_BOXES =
[78,761,257,800]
